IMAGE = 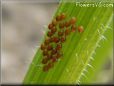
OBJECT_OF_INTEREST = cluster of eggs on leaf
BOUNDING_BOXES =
[40,13,84,72]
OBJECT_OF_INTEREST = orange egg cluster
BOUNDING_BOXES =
[40,13,84,72]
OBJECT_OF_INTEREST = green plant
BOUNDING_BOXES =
[23,1,113,84]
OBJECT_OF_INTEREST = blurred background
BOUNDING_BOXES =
[1,0,58,83]
[1,0,113,84]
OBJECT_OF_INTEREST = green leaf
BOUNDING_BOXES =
[23,1,113,84]
[81,18,113,84]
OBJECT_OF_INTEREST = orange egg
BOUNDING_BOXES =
[78,26,84,33]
